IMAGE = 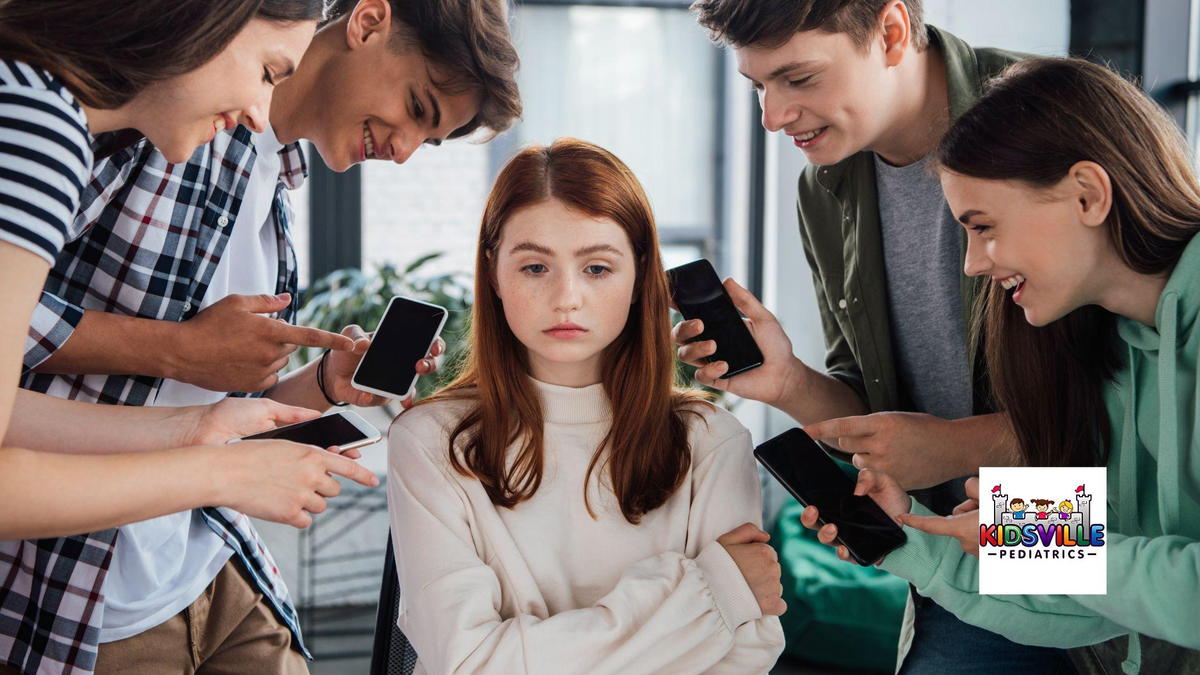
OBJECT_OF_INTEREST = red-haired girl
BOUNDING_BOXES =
[387,138,785,673]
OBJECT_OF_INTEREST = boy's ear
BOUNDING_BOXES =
[344,0,392,50]
[880,0,913,67]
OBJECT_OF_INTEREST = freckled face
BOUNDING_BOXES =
[492,198,637,385]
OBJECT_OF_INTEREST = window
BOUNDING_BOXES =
[505,3,724,269]
[360,138,491,279]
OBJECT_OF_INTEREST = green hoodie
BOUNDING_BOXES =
[878,234,1200,673]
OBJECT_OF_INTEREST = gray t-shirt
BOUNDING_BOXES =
[874,153,973,421]
[875,153,973,513]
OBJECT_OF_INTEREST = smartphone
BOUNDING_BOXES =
[351,296,448,399]
[237,410,381,451]
[754,428,906,566]
[666,259,763,378]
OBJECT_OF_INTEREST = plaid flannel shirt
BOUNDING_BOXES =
[2,126,309,675]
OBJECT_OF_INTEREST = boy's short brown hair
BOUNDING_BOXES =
[691,0,928,52]
[330,0,522,137]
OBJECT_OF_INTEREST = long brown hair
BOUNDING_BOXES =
[0,0,325,109]
[936,58,1200,467]
[417,138,710,523]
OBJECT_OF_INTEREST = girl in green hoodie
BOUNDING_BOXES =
[801,57,1200,673]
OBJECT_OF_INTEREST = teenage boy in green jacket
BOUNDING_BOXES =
[681,0,1073,671]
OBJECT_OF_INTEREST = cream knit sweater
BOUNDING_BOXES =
[386,378,785,674]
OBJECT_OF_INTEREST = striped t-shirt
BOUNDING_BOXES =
[0,59,92,264]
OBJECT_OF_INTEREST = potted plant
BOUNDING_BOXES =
[294,253,472,411]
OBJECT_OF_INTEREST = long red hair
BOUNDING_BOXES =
[415,138,710,523]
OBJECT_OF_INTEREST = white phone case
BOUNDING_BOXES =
[329,410,383,450]
[350,295,448,400]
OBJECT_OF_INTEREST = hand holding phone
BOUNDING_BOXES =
[179,398,322,446]
[755,428,906,566]
[667,259,763,378]
[352,296,448,400]
[214,439,380,529]
[235,410,381,453]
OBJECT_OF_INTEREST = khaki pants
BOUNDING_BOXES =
[93,558,308,674]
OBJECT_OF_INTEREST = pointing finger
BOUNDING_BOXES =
[275,324,356,351]
[804,416,876,441]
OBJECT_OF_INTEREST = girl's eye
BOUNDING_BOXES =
[412,93,424,119]
[585,264,611,277]
[969,224,992,234]
[521,263,547,275]
[263,67,276,86]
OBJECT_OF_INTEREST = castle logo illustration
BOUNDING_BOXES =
[978,467,1108,595]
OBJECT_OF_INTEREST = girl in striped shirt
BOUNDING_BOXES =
[0,0,377,542]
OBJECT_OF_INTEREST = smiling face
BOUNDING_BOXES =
[272,0,481,172]
[733,0,926,167]
[134,18,316,163]
[941,167,1117,327]
[737,29,897,166]
[492,198,638,387]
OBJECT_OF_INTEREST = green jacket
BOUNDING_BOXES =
[796,26,1024,414]
[880,233,1200,671]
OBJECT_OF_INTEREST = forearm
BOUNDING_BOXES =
[775,358,869,426]
[880,501,1137,648]
[706,619,785,675]
[948,413,1022,475]
[0,444,220,539]
[1071,533,1200,648]
[391,426,762,673]
[6,389,190,454]
[1,244,52,440]
[33,310,180,378]
[405,546,756,674]
[266,358,329,411]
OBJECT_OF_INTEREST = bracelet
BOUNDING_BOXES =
[316,348,348,407]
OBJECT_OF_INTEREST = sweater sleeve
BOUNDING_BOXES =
[386,423,781,675]
[880,500,1199,649]
[685,417,785,674]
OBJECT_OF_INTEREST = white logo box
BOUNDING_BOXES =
[977,466,1107,595]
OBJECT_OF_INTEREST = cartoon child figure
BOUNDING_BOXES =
[1058,500,1074,520]
[1010,498,1028,519]
[1033,499,1055,520]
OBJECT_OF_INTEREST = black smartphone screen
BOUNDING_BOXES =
[754,428,906,565]
[354,297,447,398]
[666,259,763,378]
[242,413,370,447]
